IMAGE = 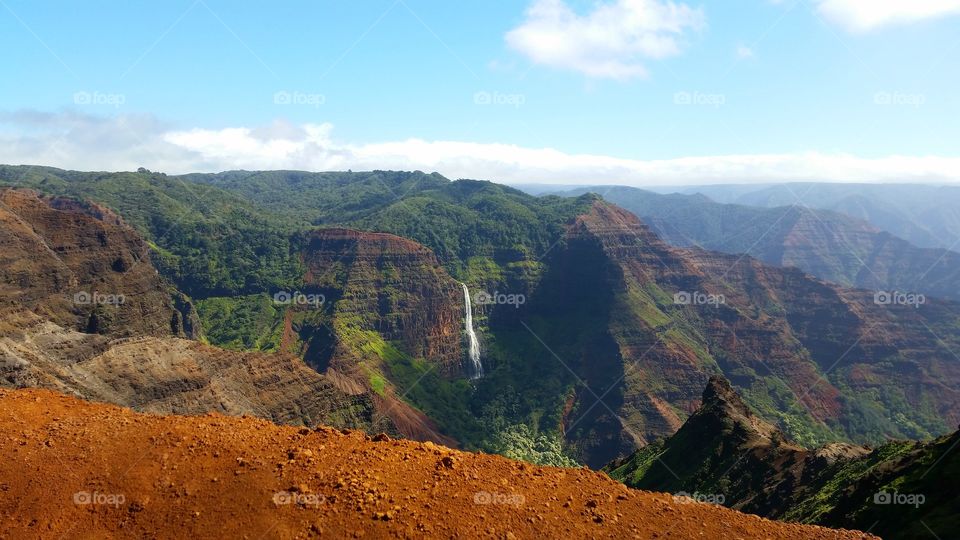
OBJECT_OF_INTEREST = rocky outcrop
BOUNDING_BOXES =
[605,378,958,540]
[292,228,464,376]
[605,377,864,516]
[273,228,466,445]
[0,322,384,432]
[0,188,194,338]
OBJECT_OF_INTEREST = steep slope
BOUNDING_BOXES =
[295,228,463,377]
[518,201,960,466]
[688,182,960,250]
[0,188,390,437]
[0,387,876,540]
[0,188,195,337]
[604,378,869,516]
[0,165,305,297]
[0,330,382,431]
[562,186,960,302]
[605,378,959,540]
[277,228,468,445]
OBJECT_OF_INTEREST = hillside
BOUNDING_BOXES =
[516,201,960,465]
[0,387,876,539]
[0,188,390,437]
[686,183,960,251]
[0,165,305,297]
[560,186,960,302]
[3,168,960,471]
[605,378,959,540]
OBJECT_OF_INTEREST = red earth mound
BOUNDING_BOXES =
[0,388,876,539]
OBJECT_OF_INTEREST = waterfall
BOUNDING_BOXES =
[460,282,483,379]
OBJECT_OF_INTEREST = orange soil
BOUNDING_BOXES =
[0,389,876,539]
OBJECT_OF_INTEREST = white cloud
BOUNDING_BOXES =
[736,45,754,59]
[1,110,959,185]
[505,0,705,79]
[814,0,960,32]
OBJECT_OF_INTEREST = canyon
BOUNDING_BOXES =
[2,167,959,538]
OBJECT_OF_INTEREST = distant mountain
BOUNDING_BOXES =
[560,186,960,302]
[605,377,959,540]
[684,183,960,251]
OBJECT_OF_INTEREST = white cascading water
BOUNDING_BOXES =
[460,282,483,379]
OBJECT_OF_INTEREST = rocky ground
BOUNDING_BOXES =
[0,388,876,539]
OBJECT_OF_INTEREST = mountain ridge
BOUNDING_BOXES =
[558,185,960,302]
[605,377,959,540]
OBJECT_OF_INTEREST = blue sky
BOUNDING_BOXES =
[2,0,960,184]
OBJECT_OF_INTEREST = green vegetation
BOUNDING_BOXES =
[482,422,579,467]
[5,164,958,478]
[185,170,596,282]
[785,440,917,524]
[335,319,481,443]
[195,295,286,351]
[0,165,305,297]
[0,166,593,297]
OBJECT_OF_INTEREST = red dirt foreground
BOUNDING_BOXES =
[0,389,876,539]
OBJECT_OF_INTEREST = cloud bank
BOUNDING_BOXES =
[1,110,959,186]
